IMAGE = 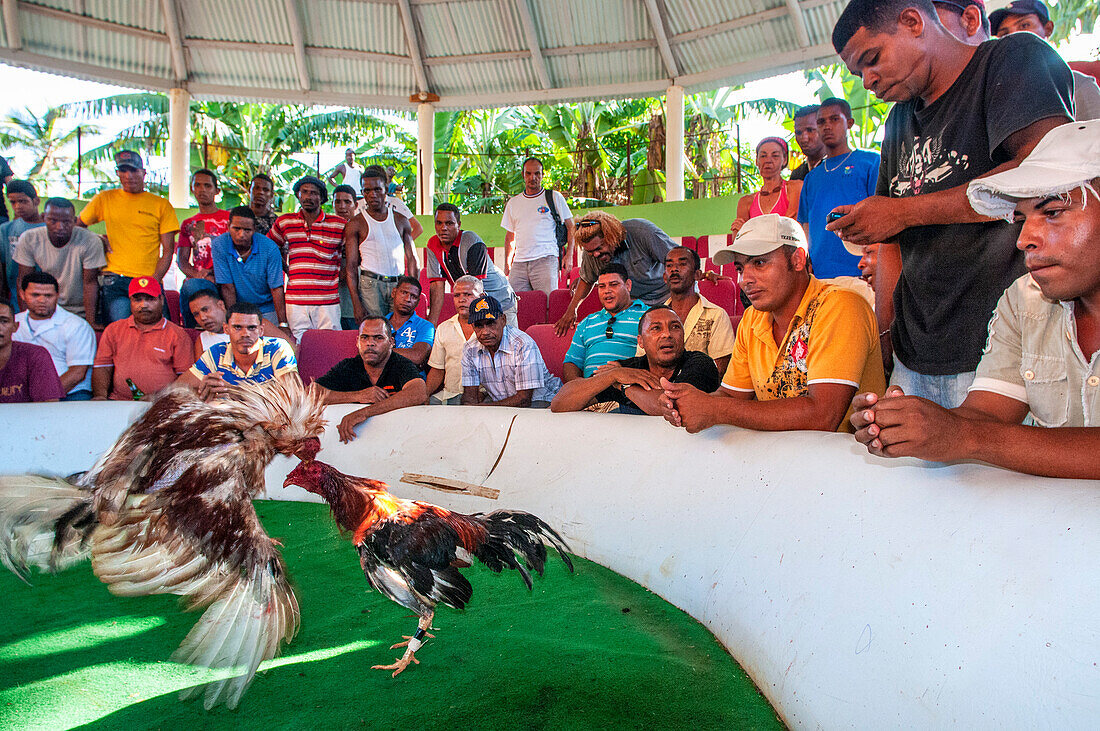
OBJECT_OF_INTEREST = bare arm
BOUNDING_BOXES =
[714,354,731,377]
[786,180,802,219]
[176,246,203,279]
[394,342,430,368]
[58,365,89,393]
[831,116,1071,246]
[560,218,576,273]
[82,268,100,329]
[665,381,857,433]
[326,164,345,187]
[477,389,534,407]
[554,279,593,336]
[874,241,902,371]
[562,361,583,384]
[270,286,289,327]
[462,385,482,405]
[425,367,444,396]
[336,379,429,442]
[731,196,752,234]
[396,214,419,279]
[427,281,445,326]
[408,216,424,241]
[153,232,176,280]
[344,219,365,321]
[91,365,113,400]
[219,283,237,308]
[504,231,515,275]
[550,369,620,412]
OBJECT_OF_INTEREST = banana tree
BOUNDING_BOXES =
[803,65,892,151]
[0,106,101,195]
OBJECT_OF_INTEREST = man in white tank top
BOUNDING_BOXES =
[344,169,419,319]
[328,148,362,194]
[355,164,425,242]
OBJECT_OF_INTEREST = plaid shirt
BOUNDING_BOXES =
[461,326,560,403]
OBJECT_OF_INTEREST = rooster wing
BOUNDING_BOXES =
[91,465,299,711]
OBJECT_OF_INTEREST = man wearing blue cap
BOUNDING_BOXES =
[461,294,560,408]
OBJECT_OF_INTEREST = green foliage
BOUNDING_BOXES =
[804,65,892,151]
[1048,0,1100,45]
[0,106,98,194]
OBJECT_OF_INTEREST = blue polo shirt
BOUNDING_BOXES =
[387,311,435,350]
[565,300,647,377]
[796,149,879,279]
[212,233,284,310]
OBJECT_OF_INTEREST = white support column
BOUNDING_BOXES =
[416,102,435,216]
[167,87,191,208]
[665,84,684,203]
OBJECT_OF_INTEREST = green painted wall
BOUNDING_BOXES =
[74,195,745,245]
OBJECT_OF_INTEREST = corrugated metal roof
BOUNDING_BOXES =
[0,0,849,109]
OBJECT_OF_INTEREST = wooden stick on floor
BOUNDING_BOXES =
[400,473,500,500]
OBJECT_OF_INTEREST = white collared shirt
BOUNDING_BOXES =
[13,306,96,393]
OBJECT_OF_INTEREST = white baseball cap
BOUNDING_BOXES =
[712,214,808,265]
[968,120,1100,220]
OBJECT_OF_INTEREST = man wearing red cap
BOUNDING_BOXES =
[91,275,192,400]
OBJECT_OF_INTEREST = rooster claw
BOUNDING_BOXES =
[372,654,420,677]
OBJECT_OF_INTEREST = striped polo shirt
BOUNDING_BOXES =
[188,336,298,385]
[269,210,347,306]
[564,300,647,377]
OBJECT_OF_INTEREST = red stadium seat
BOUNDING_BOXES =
[526,324,572,380]
[415,292,428,317]
[547,287,600,324]
[297,329,358,385]
[678,235,697,253]
[516,290,548,330]
[438,293,456,322]
[164,289,182,325]
[184,328,201,345]
[699,278,744,318]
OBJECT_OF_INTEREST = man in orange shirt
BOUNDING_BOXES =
[661,214,884,433]
[78,150,179,324]
[91,277,193,400]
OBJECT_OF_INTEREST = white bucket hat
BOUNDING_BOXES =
[967,120,1100,220]
[712,214,808,265]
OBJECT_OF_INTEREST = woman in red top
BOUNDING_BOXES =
[730,137,802,236]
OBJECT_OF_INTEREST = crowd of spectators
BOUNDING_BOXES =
[2,0,1098,482]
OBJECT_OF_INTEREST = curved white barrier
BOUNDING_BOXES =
[3,402,1099,728]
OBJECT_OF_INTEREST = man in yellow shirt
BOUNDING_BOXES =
[661,214,884,433]
[78,150,179,324]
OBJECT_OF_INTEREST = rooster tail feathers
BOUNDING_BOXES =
[0,475,95,582]
[474,511,574,587]
[172,560,300,710]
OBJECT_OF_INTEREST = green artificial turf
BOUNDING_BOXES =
[0,500,781,731]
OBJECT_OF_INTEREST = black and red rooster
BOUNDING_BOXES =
[284,458,574,676]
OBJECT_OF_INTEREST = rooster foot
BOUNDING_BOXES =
[372,649,420,677]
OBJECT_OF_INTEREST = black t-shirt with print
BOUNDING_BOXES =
[878,33,1073,375]
[316,352,422,393]
[597,350,720,414]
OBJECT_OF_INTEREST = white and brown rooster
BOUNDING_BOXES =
[0,377,326,709]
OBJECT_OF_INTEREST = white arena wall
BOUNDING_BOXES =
[2,401,1098,729]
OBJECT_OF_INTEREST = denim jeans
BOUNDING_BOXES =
[889,354,976,409]
[99,273,135,324]
[178,277,218,328]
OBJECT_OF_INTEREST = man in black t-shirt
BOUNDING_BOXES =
[315,316,427,442]
[827,0,1073,407]
[550,305,719,415]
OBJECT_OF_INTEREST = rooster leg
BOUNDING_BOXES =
[372,611,434,678]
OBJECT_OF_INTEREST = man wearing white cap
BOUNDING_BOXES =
[662,214,884,434]
[851,120,1100,478]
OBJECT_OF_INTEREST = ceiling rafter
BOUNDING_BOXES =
[159,0,187,84]
[513,0,552,90]
[3,0,21,50]
[783,0,813,48]
[642,0,679,79]
[395,0,431,95]
[284,0,311,92]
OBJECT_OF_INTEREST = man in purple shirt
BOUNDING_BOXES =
[0,300,63,402]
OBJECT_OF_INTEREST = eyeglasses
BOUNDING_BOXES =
[605,315,617,339]
[576,220,601,229]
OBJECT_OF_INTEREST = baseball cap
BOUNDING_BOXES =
[468,295,504,324]
[967,120,1100,220]
[128,276,162,298]
[989,0,1049,32]
[711,214,808,265]
[114,150,144,171]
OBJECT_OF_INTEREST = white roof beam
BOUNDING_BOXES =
[642,0,679,79]
[514,0,552,90]
[784,0,813,48]
[3,0,21,50]
[283,0,311,92]
[395,0,431,94]
[159,0,187,84]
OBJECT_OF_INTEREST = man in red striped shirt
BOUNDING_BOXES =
[269,176,347,339]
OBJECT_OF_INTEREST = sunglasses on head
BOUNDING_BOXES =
[605,314,617,339]
[576,220,601,229]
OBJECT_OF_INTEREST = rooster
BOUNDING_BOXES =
[283,458,573,676]
[0,377,326,709]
